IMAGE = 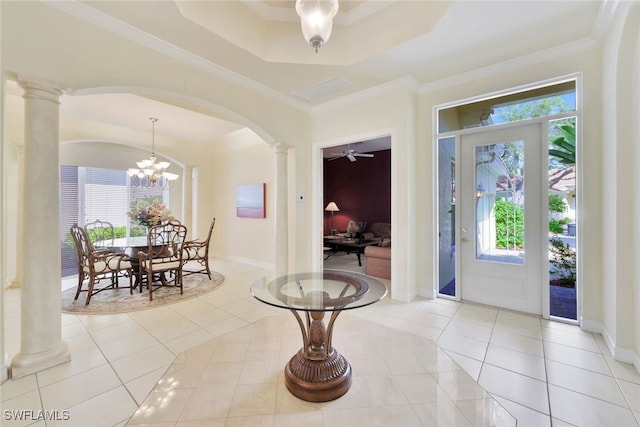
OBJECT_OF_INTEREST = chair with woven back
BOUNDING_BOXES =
[137,221,188,301]
[70,223,133,305]
[85,219,115,249]
[182,217,215,279]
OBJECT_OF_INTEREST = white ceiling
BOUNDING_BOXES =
[28,0,609,145]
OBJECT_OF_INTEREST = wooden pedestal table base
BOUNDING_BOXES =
[250,271,387,403]
[285,307,351,402]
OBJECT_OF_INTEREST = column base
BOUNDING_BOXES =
[10,342,70,379]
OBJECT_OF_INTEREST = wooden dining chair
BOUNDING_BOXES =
[84,219,116,249]
[70,223,133,305]
[182,217,215,279]
[137,221,188,301]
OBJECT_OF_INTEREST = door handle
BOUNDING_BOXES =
[461,237,469,242]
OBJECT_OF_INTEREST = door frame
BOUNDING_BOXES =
[437,117,553,318]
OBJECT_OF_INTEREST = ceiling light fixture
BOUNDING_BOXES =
[295,0,339,53]
[127,117,179,188]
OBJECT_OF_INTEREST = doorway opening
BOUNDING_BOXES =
[321,137,391,276]
[436,79,578,320]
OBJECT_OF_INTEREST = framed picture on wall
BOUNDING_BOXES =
[236,183,266,218]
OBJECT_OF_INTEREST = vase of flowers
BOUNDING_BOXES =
[128,198,175,229]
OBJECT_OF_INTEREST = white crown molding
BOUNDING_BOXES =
[42,0,311,113]
[312,76,418,112]
[419,37,600,95]
[240,0,393,25]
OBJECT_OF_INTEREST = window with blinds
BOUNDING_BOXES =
[60,166,166,277]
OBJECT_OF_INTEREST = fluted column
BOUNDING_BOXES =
[274,143,289,275]
[10,77,70,378]
[9,142,25,289]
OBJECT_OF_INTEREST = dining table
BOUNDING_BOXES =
[98,236,158,288]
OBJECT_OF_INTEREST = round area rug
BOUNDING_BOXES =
[61,272,225,314]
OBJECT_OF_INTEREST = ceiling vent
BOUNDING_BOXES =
[292,77,353,103]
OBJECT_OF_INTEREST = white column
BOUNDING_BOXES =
[274,143,289,275]
[9,143,24,289]
[183,165,195,238]
[10,77,70,378]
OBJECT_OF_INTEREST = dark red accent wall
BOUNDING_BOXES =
[323,149,391,235]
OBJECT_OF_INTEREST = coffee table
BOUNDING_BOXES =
[250,270,387,402]
[323,237,379,266]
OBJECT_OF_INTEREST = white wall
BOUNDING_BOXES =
[208,129,275,268]
[600,1,640,367]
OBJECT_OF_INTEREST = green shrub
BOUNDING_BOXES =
[550,237,576,286]
[495,198,524,249]
[558,216,572,225]
[549,219,564,234]
[549,194,566,213]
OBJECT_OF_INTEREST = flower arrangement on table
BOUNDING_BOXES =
[128,198,175,228]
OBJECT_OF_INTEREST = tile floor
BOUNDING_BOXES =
[1,256,639,427]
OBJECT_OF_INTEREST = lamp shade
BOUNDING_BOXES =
[325,201,339,212]
[295,0,339,52]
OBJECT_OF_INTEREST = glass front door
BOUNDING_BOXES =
[459,124,543,314]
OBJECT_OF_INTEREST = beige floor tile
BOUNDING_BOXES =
[36,346,108,387]
[548,384,638,427]
[394,373,452,403]
[484,343,546,381]
[489,329,544,357]
[0,390,43,427]
[39,364,121,410]
[98,330,160,361]
[411,401,473,427]
[47,386,137,427]
[493,396,551,427]
[544,341,611,375]
[619,379,640,412]
[546,359,627,406]
[125,365,171,405]
[163,329,215,355]
[321,407,375,427]
[0,374,38,402]
[436,330,488,361]
[542,326,600,352]
[110,344,176,383]
[369,405,423,427]
[274,411,324,427]
[478,364,549,414]
[128,388,194,425]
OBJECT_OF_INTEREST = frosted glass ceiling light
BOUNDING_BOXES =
[295,0,339,53]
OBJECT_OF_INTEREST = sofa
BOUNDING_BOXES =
[363,223,391,279]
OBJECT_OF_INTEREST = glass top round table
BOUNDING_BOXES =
[250,270,387,402]
[250,269,387,312]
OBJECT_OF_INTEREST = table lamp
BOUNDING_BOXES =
[325,202,339,235]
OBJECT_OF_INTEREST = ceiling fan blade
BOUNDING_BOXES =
[328,156,342,161]
[347,153,357,162]
[354,153,374,158]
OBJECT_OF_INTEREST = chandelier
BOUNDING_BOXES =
[295,0,339,53]
[127,117,179,188]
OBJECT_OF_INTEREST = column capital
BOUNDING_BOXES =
[273,142,290,154]
[17,76,64,104]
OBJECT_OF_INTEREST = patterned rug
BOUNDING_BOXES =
[61,272,225,314]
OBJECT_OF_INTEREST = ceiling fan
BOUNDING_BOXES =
[327,148,374,162]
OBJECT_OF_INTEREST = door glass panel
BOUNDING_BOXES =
[437,137,456,296]
[475,141,525,265]
[548,117,577,320]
